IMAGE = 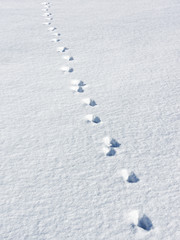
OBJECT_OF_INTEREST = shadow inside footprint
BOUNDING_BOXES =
[104,147,116,156]
[69,68,73,73]
[92,116,101,123]
[62,47,69,52]
[138,215,153,231]
[111,138,120,148]
[77,87,84,93]
[127,172,139,183]
[107,148,116,156]
[89,100,97,106]
[103,137,120,148]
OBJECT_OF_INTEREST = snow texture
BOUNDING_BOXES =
[0,0,180,239]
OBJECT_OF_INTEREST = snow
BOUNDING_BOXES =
[71,80,85,87]
[0,0,180,239]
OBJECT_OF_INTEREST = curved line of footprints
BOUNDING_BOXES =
[41,1,153,233]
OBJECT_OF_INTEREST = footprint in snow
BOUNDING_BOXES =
[71,80,85,86]
[42,8,49,12]
[50,38,60,42]
[129,210,153,232]
[57,47,68,52]
[102,136,120,156]
[85,114,101,124]
[48,27,56,31]
[70,81,85,92]
[52,32,60,36]
[41,2,51,5]
[103,146,116,156]
[45,17,53,21]
[70,86,84,93]
[63,55,74,61]
[82,98,97,107]
[42,3,50,7]
[120,169,139,183]
[43,5,50,9]
[138,215,153,231]
[103,136,120,148]
[61,66,73,73]
[43,12,52,17]
[43,22,51,25]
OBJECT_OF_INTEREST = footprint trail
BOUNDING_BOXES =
[40,2,148,235]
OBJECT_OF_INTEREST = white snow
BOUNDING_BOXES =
[0,0,180,239]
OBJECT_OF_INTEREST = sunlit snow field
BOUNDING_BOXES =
[0,0,180,239]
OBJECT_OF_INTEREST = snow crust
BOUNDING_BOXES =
[0,0,180,239]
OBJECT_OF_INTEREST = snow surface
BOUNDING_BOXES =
[0,0,180,239]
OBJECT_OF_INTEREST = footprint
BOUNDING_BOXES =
[42,2,50,6]
[60,66,73,73]
[42,8,49,12]
[129,211,153,232]
[63,55,74,61]
[121,169,139,183]
[82,98,97,107]
[45,17,53,21]
[71,80,85,86]
[48,27,56,31]
[138,215,153,231]
[57,47,68,52]
[103,136,120,148]
[43,12,52,17]
[43,5,50,9]
[41,2,51,5]
[85,114,101,124]
[103,147,116,156]
[70,86,84,93]
[50,38,60,42]
[52,32,60,36]
[127,172,139,183]
[42,22,51,25]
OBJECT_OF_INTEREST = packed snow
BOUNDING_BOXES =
[0,0,180,239]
